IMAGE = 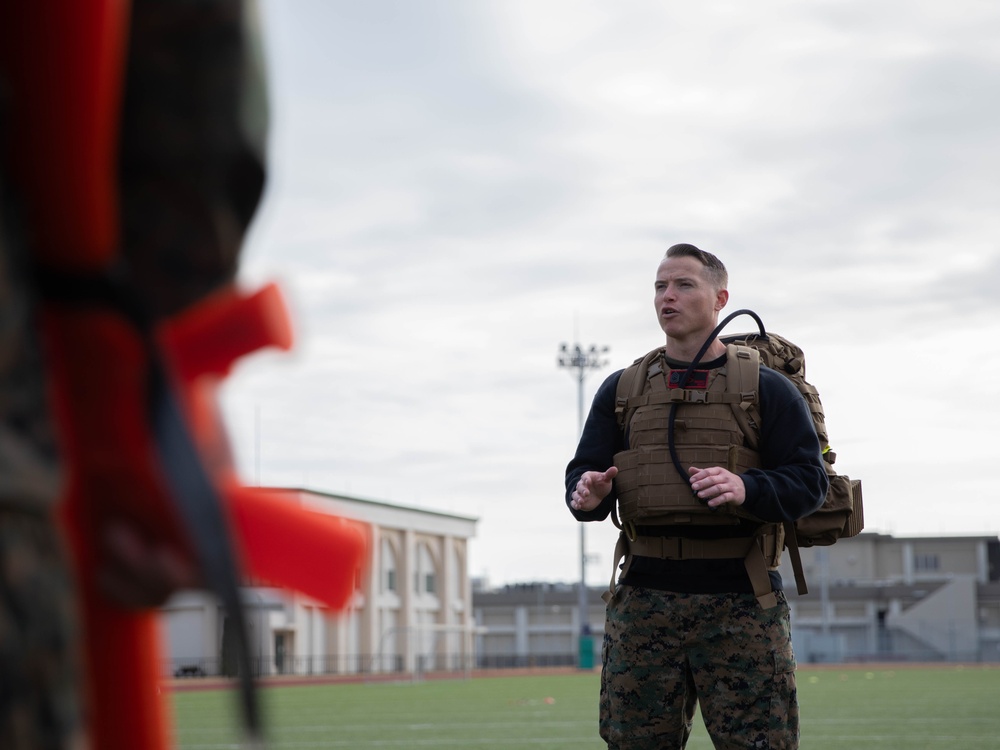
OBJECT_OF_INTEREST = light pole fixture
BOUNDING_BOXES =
[557,341,609,656]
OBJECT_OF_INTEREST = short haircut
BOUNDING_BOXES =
[665,243,728,290]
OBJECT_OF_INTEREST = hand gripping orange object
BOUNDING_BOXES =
[2,2,368,747]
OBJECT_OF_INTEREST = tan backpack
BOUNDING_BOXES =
[615,310,864,595]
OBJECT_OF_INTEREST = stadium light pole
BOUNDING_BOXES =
[558,341,609,659]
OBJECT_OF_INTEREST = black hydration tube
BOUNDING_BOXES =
[666,309,766,497]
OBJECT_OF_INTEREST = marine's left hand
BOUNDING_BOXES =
[688,465,746,508]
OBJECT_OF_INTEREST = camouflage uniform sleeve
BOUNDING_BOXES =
[564,370,625,522]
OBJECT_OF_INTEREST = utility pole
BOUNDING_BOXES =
[558,341,609,667]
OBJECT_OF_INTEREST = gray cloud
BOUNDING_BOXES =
[225,0,1000,586]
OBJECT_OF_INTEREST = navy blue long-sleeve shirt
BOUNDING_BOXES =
[565,352,829,594]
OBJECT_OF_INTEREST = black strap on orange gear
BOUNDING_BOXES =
[149,355,260,737]
[38,264,262,739]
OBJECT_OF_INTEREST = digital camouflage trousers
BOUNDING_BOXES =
[600,586,798,750]
[0,511,86,750]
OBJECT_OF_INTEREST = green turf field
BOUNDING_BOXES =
[171,665,1000,749]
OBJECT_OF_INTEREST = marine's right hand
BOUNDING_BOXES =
[570,467,619,512]
[98,521,201,608]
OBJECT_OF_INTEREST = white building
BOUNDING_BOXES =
[162,488,478,678]
[779,532,1000,663]
[473,533,1000,667]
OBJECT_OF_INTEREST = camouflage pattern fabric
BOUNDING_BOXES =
[600,586,798,750]
[0,510,86,750]
[0,184,63,515]
[1,42,82,750]
[1,1,267,746]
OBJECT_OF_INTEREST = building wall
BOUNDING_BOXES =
[473,534,1000,668]
[474,584,605,668]
[780,533,999,662]
[784,533,997,587]
[163,510,999,674]
[161,488,477,677]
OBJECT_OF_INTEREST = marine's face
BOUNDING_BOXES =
[654,256,727,345]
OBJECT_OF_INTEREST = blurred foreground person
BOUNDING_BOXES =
[0,1,267,747]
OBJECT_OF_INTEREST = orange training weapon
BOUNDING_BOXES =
[1,1,368,747]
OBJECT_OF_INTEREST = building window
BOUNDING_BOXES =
[381,539,397,593]
[914,553,940,571]
[415,542,437,595]
[449,545,462,604]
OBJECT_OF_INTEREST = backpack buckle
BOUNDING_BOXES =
[624,520,638,542]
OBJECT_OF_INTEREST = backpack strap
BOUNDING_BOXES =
[610,348,663,533]
[615,347,665,431]
[783,520,809,595]
[723,344,811,595]
[725,343,762,449]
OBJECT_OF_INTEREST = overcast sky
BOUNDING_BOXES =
[222,0,1000,588]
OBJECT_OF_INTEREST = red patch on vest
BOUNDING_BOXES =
[668,370,709,389]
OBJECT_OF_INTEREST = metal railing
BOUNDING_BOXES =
[167,640,1000,680]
